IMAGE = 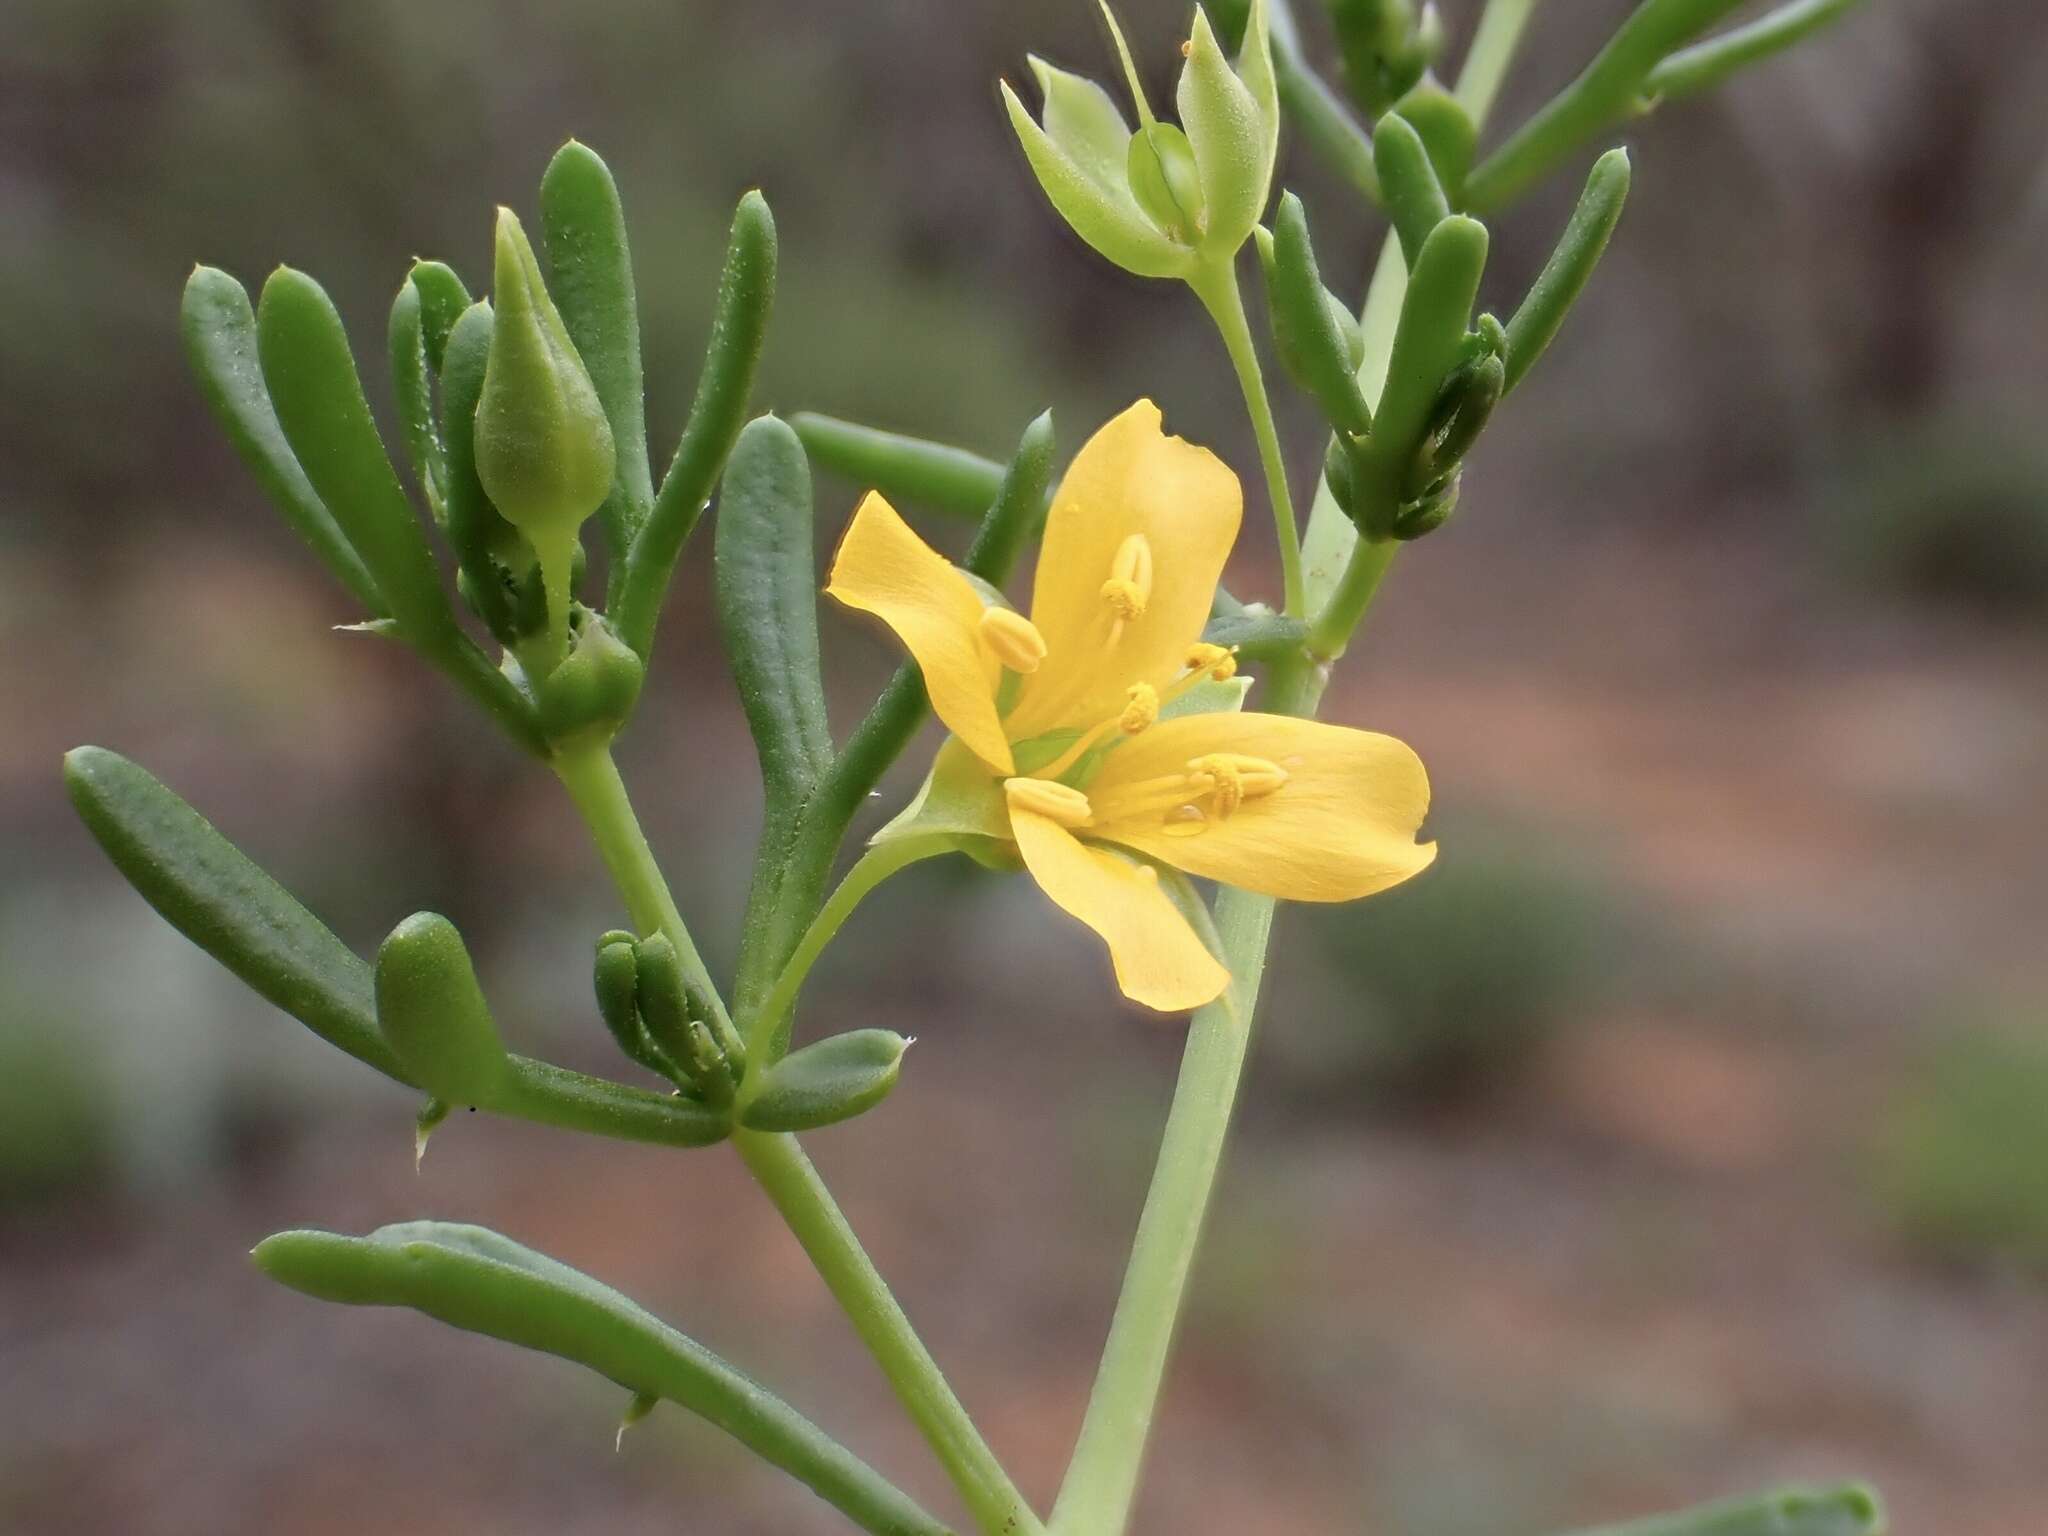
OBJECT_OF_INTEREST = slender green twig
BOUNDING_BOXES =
[1190,259,1306,616]
[1054,9,1542,1523]
[1644,0,1870,101]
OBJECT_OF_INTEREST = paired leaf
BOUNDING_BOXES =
[740,1030,910,1132]
[254,1223,952,1536]
[180,267,384,615]
[65,747,726,1148]
[255,267,456,642]
[617,190,778,659]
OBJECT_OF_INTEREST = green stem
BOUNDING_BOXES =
[737,1129,1044,1536]
[1455,0,1543,125]
[552,743,733,1041]
[1048,656,1323,1536]
[1305,535,1396,659]
[557,757,1027,1533]
[1190,258,1305,616]
[740,837,952,1073]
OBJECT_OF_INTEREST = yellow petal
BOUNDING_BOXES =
[1090,712,1435,901]
[1008,804,1231,1012]
[1006,401,1241,740]
[825,491,1014,774]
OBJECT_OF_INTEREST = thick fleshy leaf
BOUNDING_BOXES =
[375,912,511,1105]
[1089,712,1435,901]
[717,415,835,814]
[1007,401,1240,743]
[387,278,448,522]
[739,1029,909,1132]
[616,191,777,659]
[1009,801,1230,1012]
[254,1223,951,1536]
[1503,148,1631,393]
[256,266,455,640]
[1176,5,1270,257]
[1002,81,1193,280]
[826,492,1013,774]
[540,140,654,565]
[181,266,384,615]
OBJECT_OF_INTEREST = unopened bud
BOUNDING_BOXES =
[476,208,616,542]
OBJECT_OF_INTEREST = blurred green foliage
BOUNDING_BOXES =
[1872,1022,2048,1270]
[1265,830,1616,1106]
[1825,418,2048,616]
[0,1020,114,1202]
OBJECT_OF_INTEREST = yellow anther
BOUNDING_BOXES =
[1186,753,1289,818]
[1119,682,1159,735]
[1185,642,1237,681]
[978,606,1047,674]
[1100,533,1154,622]
[1004,776,1094,829]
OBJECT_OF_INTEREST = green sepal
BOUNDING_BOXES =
[739,1029,910,1132]
[252,1223,952,1536]
[872,738,1008,847]
[1160,673,1251,719]
[1372,110,1451,270]
[64,747,726,1148]
[535,611,645,746]
[1027,53,1136,203]
[438,299,526,646]
[1502,147,1631,394]
[540,140,654,574]
[1001,73,1194,281]
[1199,606,1308,663]
[387,277,447,523]
[1256,193,1372,435]
[616,190,777,660]
[181,266,384,616]
[788,413,1011,522]
[1177,2,1276,259]
[255,266,456,642]
[375,912,511,1105]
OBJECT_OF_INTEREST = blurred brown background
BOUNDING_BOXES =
[4,1,2047,1532]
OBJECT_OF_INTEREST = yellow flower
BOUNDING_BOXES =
[826,401,1435,1013]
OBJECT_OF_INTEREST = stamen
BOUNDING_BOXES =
[1004,776,1094,829]
[1185,642,1237,681]
[1119,682,1159,735]
[1186,753,1289,818]
[978,606,1047,674]
[1099,533,1154,635]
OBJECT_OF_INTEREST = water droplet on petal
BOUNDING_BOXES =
[1162,803,1207,836]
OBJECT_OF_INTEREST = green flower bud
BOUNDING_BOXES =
[634,935,739,1106]
[536,611,645,747]
[1405,351,1504,497]
[475,207,615,666]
